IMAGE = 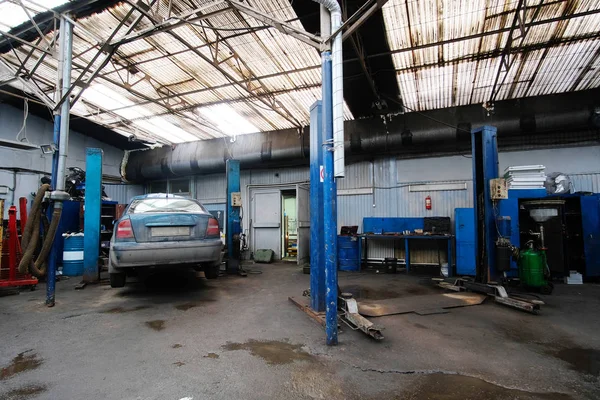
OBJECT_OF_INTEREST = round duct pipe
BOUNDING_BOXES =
[124,101,595,182]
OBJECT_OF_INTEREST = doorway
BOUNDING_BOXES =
[249,184,309,265]
[282,191,297,261]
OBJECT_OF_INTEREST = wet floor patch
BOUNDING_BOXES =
[101,305,151,314]
[407,373,573,400]
[222,339,315,365]
[145,320,165,331]
[1,384,47,400]
[175,302,197,311]
[1,350,43,381]
[204,353,219,359]
[172,344,183,349]
[550,347,600,376]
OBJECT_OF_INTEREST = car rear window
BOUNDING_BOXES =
[128,198,207,214]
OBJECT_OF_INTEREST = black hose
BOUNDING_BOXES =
[18,184,61,277]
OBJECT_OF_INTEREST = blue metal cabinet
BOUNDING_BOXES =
[581,195,600,277]
[455,208,476,276]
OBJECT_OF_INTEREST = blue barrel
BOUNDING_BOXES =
[338,235,360,271]
[62,235,84,276]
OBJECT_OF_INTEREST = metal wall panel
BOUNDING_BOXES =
[104,184,144,204]
[570,173,600,193]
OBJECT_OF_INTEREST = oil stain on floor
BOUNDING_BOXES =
[405,373,573,400]
[173,361,185,367]
[1,384,47,400]
[222,339,315,365]
[1,350,43,380]
[101,305,151,314]
[550,347,600,376]
[145,320,166,331]
[175,303,197,311]
[204,353,219,359]
[172,344,183,349]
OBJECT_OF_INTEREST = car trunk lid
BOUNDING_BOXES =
[129,213,209,242]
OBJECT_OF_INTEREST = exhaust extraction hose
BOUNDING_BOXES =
[18,184,62,277]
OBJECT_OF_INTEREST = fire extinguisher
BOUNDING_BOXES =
[425,195,432,210]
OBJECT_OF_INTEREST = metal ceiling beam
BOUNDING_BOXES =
[226,0,322,49]
[365,7,600,61]
[125,0,303,128]
[81,83,322,121]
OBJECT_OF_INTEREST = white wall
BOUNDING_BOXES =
[0,103,126,216]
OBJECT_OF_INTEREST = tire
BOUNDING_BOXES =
[204,263,220,279]
[110,273,126,288]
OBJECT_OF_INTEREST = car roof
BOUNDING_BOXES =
[130,193,195,201]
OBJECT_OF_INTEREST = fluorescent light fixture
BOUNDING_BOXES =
[409,182,467,192]
[0,1,69,30]
[82,85,196,143]
[196,104,259,136]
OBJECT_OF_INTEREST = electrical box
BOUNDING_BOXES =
[490,178,508,200]
[231,192,242,207]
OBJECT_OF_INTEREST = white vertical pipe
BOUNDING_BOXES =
[313,0,345,178]
[56,17,73,192]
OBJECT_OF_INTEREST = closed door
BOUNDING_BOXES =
[455,208,476,276]
[251,190,281,258]
[296,184,310,265]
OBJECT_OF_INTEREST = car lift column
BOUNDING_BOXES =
[309,101,325,312]
[83,148,103,283]
[471,125,499,283]
[226,159,242,274]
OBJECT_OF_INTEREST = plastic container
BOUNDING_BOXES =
[62,234,84,276]
[338,235,360,271]
[441,262,449,277]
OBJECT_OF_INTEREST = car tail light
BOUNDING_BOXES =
[207,218,220,237]
[116,219,134,239]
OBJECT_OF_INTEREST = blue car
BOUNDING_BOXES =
[108,194,223,288]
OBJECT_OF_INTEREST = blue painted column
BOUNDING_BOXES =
[471,125,499,282]
[309,101,325,312]
[322,52,338,345]
[83,148,103,282]
[226,159,241,273]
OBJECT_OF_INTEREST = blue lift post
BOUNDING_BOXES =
[83,148,103,282]
[226,159,242,274]
[309,101,325,312]
[322,51,338,345]
[471,126,499,282]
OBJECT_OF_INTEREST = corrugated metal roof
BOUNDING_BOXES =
[2,0,600,144]
[383,0,600,112]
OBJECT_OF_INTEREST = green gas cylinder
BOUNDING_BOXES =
[518,248,548,289]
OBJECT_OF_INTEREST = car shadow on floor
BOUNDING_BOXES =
[114,269,219,304]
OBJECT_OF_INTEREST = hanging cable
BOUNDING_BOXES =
[15,98,29,143]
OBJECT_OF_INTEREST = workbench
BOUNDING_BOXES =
[359,234,453,275]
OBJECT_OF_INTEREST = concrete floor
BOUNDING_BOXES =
[1,263,599,400]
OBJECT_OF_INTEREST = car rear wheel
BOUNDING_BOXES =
[110,273,126,288]
[204,263,220,279]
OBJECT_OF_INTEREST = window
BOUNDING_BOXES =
[148,181,167,193]
[147,179,192,197]
[128,197,206,214]
[170,179,191,195]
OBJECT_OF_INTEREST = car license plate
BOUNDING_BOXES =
[151,227,190,237]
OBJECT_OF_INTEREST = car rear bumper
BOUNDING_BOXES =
[110,239,222,269]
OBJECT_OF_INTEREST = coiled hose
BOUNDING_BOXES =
[18,184,62,277]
